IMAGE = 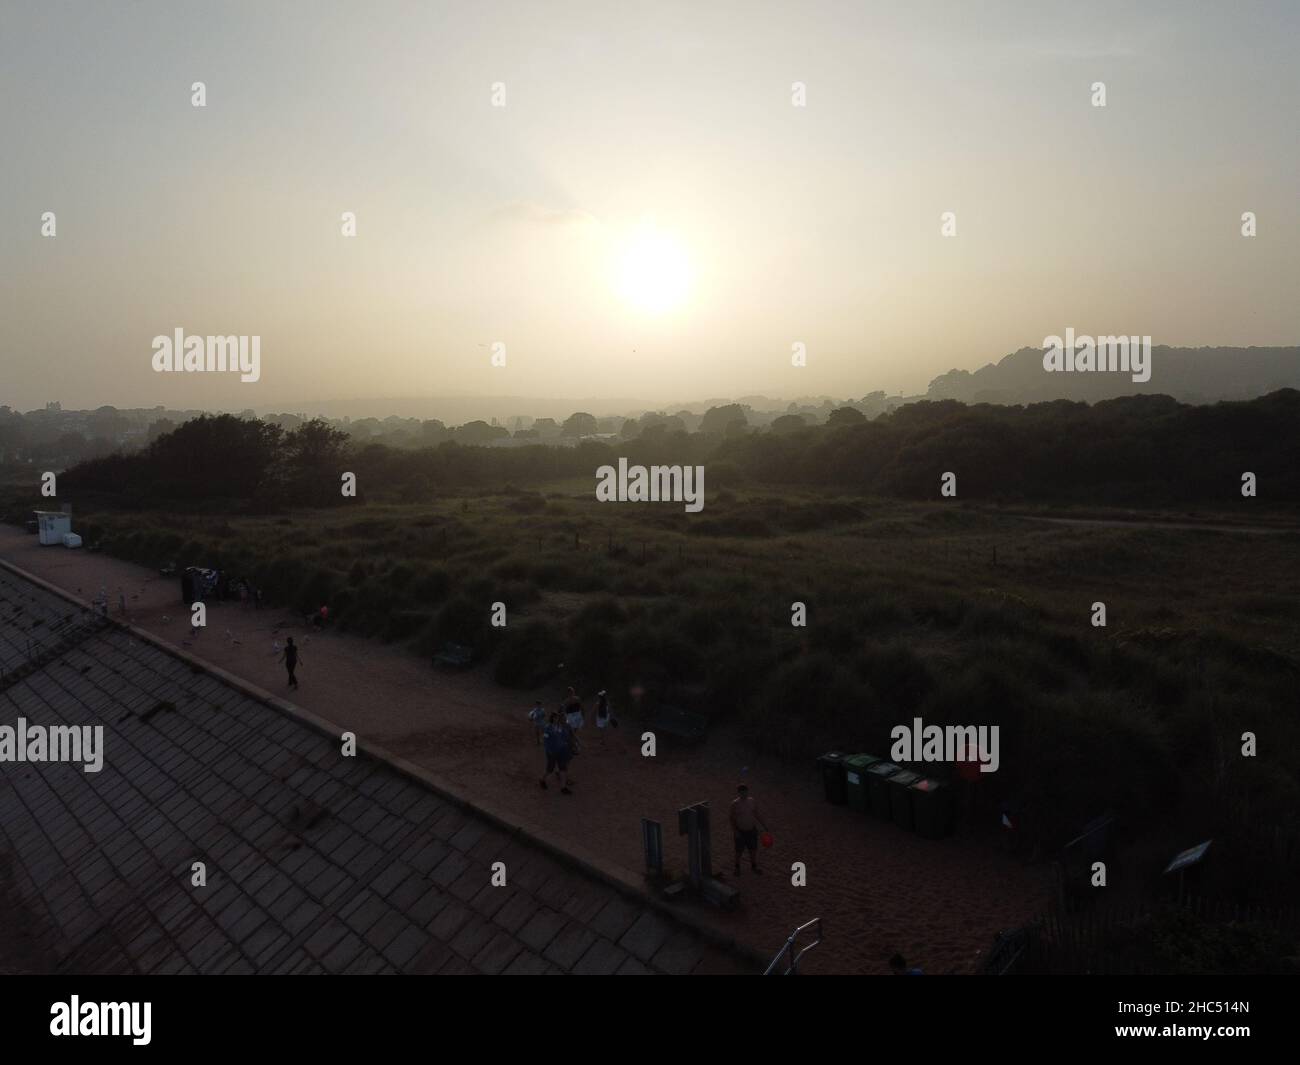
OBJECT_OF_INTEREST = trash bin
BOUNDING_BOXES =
[888,769,923,830]
[843,754,880,813]
[866,761,901,819]
[910,777,954,839]
[817,752,850,805]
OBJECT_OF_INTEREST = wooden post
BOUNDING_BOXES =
[642,817,663,875]
[678,801,713,891]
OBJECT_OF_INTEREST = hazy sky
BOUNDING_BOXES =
[3,0,1297,413]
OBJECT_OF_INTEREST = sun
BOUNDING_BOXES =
[615,226,693,315]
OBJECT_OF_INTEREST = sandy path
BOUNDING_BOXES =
[0,526,1050,973]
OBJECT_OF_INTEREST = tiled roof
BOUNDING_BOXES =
[0,568,738,975]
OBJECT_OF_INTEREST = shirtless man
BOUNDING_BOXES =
[729,783,769,876]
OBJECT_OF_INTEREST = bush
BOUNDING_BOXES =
[750,652,877,756]
[1146,907,1297,975]
[507,493,547,514]
[296,566,338,613]
[382,609,431,644]
[494,620,565,688]
[413,566,451,602]
[432,595,492,652]
[688,514,772,537]
[387,562,415,588]
[855,642,933,714]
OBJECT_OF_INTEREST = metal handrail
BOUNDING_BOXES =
[763,917,822,975]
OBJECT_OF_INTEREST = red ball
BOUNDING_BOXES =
[760,832,774,849]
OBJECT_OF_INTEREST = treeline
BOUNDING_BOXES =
[720,391,1300,505]
[60,390,1300,509]
[61,415,352,507]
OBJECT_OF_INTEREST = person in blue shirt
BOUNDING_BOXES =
[539,712,573,795]
[528,700,546,745]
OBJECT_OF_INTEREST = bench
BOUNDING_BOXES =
[646,704,709,743]
[433,642,475,669]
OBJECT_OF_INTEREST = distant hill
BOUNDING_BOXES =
[925,346,1300,405]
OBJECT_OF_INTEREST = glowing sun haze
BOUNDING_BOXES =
[1,0,1297,412]
[614,223,695,316]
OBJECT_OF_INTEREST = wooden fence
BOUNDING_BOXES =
[986,893,1300,975]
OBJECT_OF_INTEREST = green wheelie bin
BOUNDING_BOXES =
[843,754,880,813]
[817,751,849,805]
[888,769,923,830]
[910,777,955,839]
[866,760,901,819]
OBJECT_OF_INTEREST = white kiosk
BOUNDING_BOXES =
[35,510,72,545]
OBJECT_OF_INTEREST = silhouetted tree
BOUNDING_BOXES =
[770,414,808,434]
[701,403,747,435]
[827,406,866,428]
[562,412,598,437]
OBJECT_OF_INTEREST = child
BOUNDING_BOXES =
[563,688,584,753]
[595,690,613,746]
[528,700,547,745]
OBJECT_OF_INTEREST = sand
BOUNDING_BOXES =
[0,526,1050,973]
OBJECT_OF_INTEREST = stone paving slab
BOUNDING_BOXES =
[0,567,749,975]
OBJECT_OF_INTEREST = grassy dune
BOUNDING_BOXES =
[28,482,1300,905]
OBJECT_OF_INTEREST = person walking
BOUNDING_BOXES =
[729,783,769,876]
[563,687,584,753]
[563,687,582,719]
[279,636,300,689]
[528,700,547,745]
[558,711,579,782]
[594,690,613,747]
[539,712,573,795]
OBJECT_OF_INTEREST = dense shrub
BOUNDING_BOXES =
[494,620,565,689]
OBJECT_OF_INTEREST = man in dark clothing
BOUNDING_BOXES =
[279,636,300,689]
[539,712,573,795]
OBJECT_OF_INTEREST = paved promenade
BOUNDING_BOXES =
[0,567,746,974]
